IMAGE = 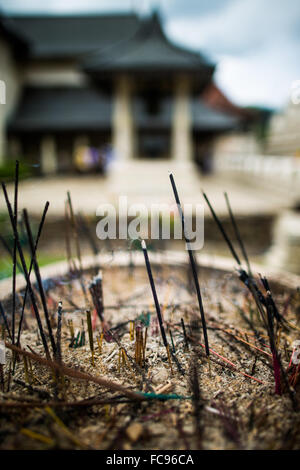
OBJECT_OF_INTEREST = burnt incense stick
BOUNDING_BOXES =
[0,364,4,392]
[202,191,241,267]
[11,160,19,344]
[23,208,56,356]
[78,212,100,259]
[64,200,76,273]
[224,192,252,275]
[141,240,167,347]
[88,273,104,322]
[0,398,150,408]
[66,191,88,305]
[56,302,63,363]
[190,362,203,448]
[259,275,283,323]
[265,296,280,393]
[135,323,143,366]
[0,301,12,341]
[6,341,145,401]
[264,292,295,407]
[141,240,173,372]
[169,330,176,353]
[169,173,209,357]
[181,318,189,351]
[86,309,94,365]
[143,327,148,363]
[202,191,268,326]
[16,202,50,349]
[1,183,50,359]
[68,319,75,341]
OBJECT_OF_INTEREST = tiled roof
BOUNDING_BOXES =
[8,87,112,132]
[9,86,238,133]
[83,12,214,74]
[8,13,140,59]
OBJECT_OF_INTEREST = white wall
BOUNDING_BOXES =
[0,38,22,164]
[24,63,87,87]
[213,131,262,156]
[266,102,300,156]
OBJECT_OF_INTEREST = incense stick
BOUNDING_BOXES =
[0,301,12,341]
[141,240,173,371]
[224,192,252,275]
[202,191,268,327]
[11,160,19,344]
[86,309,94,365]
[66,191,88,305]
[1,183,50,359]
[202,191,241,267]
[5,341,145,402]
[141,240,167,347]
[77,212,100,272]
[88,273,104,323]
[16,202,50,349]
[169,173,209,356]
[23,208,57,357]
[56,302,63,363]
[64,200,76,273]
[181,318,189,351]
[190,362,203,448]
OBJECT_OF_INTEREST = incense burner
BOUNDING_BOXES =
[1,251,300,450]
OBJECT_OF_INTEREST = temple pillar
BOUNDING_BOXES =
[112,75,135,163]
[171,75,193,162]
[41,136,57,175]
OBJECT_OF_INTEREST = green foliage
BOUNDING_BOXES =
[0,253,65,280]
[0,159,34,182]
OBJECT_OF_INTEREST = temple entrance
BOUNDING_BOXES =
[193,132,215,174]
[137,131,171,160]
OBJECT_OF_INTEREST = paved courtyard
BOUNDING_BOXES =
[0,167,293,220]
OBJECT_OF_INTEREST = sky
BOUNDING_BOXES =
[0,0,299,110]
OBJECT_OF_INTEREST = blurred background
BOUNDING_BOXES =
[0,0,300,279]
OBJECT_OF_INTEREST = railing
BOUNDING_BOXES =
[214,153,300,191]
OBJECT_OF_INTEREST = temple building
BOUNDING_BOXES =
[0,11,241,180]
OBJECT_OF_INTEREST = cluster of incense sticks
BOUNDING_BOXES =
[169,173,210,357]
[1,171,53,361]
[118,347,132,373]
[202,189,296,405]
